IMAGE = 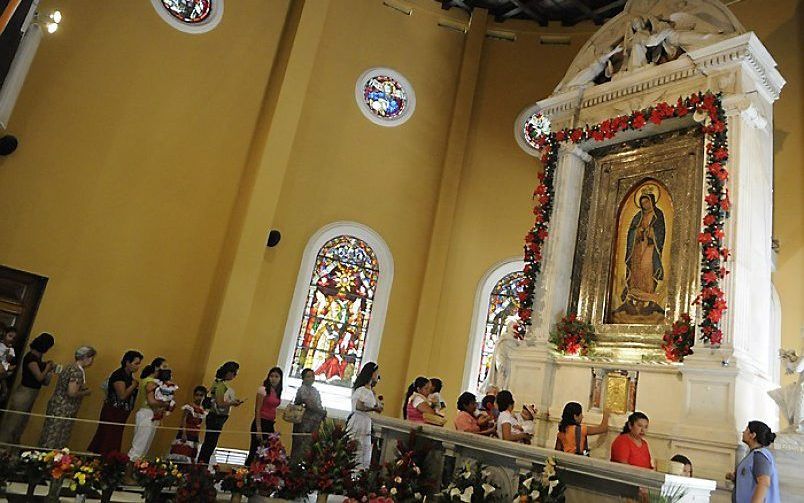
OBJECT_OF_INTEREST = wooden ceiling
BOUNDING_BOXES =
[437,0,627,26]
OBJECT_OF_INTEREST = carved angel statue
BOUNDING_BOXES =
[768,349,804,433]
[480,315,521,393]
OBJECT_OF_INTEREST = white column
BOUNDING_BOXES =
[531,143,590,341]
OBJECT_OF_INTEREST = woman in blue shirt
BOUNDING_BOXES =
[727,420,780,503]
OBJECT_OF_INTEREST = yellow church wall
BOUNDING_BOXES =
[728,0,803,391]
[0,0,290,450]
[201,0,472,448]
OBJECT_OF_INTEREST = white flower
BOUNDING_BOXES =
[522,477,533,490]
[531,490,541,500]
[394,476,402,484]
[482,483,497,497]
[462,470,472,480]
[413,465,421,474]
[390,488,398,495]
[450,488,461,498]
[548,479,559,494]
[460,486,474,502]
[415,492,422,500]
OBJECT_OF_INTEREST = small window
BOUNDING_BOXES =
[355,68,415,126]
[150,0,223,34]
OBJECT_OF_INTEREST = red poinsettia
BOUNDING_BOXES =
[662,314,694,362]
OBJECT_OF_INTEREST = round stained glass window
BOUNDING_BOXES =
[161,0,212,23]
[514,105,547,157]
[150,0,223,34]
[355,68,415,127]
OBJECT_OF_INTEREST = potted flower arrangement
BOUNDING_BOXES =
[18,450,49,499]
[381,438,431,501]
[516,457,566,502]
[305,420,358,501]
[175,464,216,503]
[662,314,694,362]
[69,460,102,503]
[47,448,81,501]
[220,467,257,502]
[438,461,501,502]
[549,314,595,356]
[0,450,14,496]
[97,452,129,503]
[133,458,183,502]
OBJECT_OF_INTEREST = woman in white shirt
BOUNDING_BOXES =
[347,362,383,469]
[496,390,532,444]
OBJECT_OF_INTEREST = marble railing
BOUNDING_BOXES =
[372,416,717,502]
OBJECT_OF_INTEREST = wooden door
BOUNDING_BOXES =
[0,264,47,406]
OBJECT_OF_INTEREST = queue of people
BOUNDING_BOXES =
[0,330,782,502]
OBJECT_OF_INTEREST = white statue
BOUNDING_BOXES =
[768,349,804,433]
[481,315,521,392]
[553,0,744,94]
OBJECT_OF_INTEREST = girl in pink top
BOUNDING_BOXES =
[403,377,434,423]
[246,367,283,466]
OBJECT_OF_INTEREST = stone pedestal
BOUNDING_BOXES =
[771,433,804,502]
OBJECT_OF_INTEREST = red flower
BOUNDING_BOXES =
[555,130,566,141]
[537,227,549,240]
[702,270,718,284]
[720,196,731,211]
[570,129,583,142]
[720,248,731,260]
[705,193,719,206]
[713,147,728,160]
[690,94,701,105]
[632,113,646,129]
[716,168,728,181]
[704,247,720,260]
[703,214,716,225]
[538,194,550,205]
[649,109,663,125]
[591,129,604,141]
[698,232,713,244]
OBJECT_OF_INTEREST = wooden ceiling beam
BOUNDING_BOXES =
[567,0,603,24]
[568,0,625,25]
[510,0,548,26]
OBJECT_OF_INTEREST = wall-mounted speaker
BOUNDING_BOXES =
[266,230,281,248]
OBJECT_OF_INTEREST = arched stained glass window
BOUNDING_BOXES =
[161,0,212,23]
[475,271,526,390]
[289,236,380,388]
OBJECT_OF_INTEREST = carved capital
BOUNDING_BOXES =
[721,94,769,130]
[558,143,592,163]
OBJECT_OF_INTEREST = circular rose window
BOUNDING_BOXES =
[150,0,223,34]
[355,68,415,127]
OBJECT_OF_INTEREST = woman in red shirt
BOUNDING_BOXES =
[610,411,653,469]
[245,367,283,466]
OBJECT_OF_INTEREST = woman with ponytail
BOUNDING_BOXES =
[555,402,610,455]
[610,411,653,469]
[728,420,780,503]
[403,376,434,423]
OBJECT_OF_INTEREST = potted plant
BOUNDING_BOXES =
[175,464,217,502]
[516,457,566,502]
[18,450,49,499]
[133,458,183,502]
[549,314,595,356]
[97,451,129,503]
[220,467,257,502]
[662,314,694,362]
[305,420,358,501]
[69,460,102,503]
[438,461,501,502]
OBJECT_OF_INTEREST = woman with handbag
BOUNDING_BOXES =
[402,376,436,424]
[290,368,327,461]
[347,362,383,469]
[555,401,610,455]
[198,361,243,464]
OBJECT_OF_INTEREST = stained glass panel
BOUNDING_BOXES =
[161,0,212,24]
[362,75,408,120]
[290,236,379,387]
[476,271,526,390]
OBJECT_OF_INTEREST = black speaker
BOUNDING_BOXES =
[266,230,281,247]
[0,135,18,156]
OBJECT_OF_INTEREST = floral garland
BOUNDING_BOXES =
[520,91,730,346]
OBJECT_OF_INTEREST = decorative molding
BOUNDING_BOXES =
[721,93,769,131]
[559,143,592,162]
[773,433,804,454]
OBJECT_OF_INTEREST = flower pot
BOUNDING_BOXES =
[46,478,63,502]
[100,486,116,503]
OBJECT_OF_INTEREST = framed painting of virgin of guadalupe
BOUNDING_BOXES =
[609,181,674,324]
[569,127,703,358]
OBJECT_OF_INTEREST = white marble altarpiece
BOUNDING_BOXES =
[494,0,791,499]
